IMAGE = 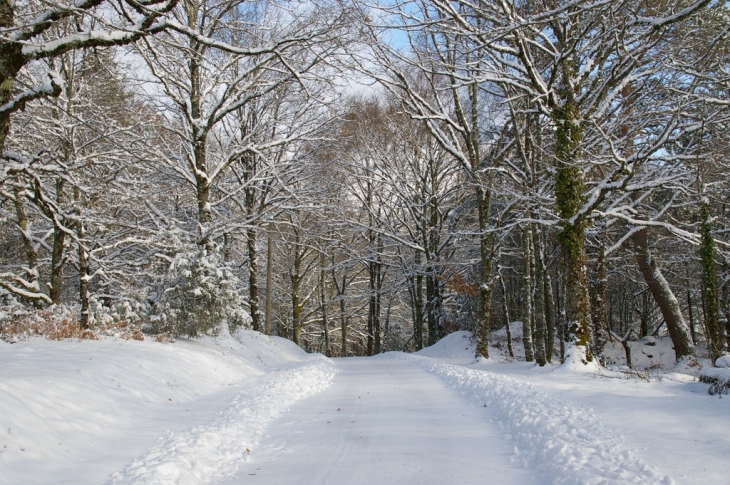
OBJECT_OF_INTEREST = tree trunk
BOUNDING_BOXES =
[522,225,535,362]
[409,272,424,352]
[0,3,24,155]
[475,183,493,359]
[700,200,725,361]
[499,273,514,358]
[78,221,90,329]
[532,226,547,366]
[632,227,695,361]
[265,229,273,335]
[290,235,303,346]
[544,273,556,363]
[247,227,260,332]
[10,185,46,304]
[590,242,609,358]
[553,97,592,360]
[49,227,65,304]
[339,295,347,357]
[319,252,330,357]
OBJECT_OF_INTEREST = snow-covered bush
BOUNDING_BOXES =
[150,250,250,338]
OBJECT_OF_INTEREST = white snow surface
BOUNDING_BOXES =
[405,353,666,485]
[0,330,330,485]
[3,328,729,485]
[110,355,337,484]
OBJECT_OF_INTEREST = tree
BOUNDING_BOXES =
[0,0,177,155]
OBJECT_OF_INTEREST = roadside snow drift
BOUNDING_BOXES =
[406,354,670,485]
[110,355,338,484]
[0,330,335,485]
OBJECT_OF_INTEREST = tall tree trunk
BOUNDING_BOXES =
[557,268,566,362]
[532,226,547,366]
[632,227,695,361]
[78,238,90,329]
[319,251,330,357]
[499,272,514,358]
[374,250,383,354]
[522,225,535,362]
[425,271,439,346]
[247,227,260,332]
[590,242,609,359]
[49,227,65,304]
[409,273,424,352]
[339,294,347,357]
[700,200,725,361]
[290,236,303,346]
[265,228,273,335]
[544,273,556,363]
[553,96,592,361]
[0,3,24,155]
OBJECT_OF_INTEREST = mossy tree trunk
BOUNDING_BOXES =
[553,98,593,361]
[700,200,725,361]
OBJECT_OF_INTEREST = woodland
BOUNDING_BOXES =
[2,0,730,369]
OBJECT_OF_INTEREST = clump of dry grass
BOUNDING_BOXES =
[699,374,730,395]
[0,304,162,343]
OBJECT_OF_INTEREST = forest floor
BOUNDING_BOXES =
[1,329,728,485]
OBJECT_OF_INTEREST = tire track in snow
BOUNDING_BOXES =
[405,355,674,485]
[109,355,338,485]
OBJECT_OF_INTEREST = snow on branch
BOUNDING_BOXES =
[0,72,63,115]
[631,0,712,28]
[0,273,52,304]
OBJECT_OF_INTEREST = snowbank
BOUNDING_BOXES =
[405,354,671,485]
[0,329,332,485]
[110,355,338,484]
[416,330,475,362]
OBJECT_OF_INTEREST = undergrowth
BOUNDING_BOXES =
[0,303,170,343]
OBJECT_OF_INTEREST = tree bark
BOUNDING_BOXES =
[499,272,514,358]
[532,226,547,366]
[265,228,273,335]
[319,251,330,357]
[522,225,535,362]
[553,96,592,360]
[700,200,725,361]
[632,227,695,361]
[590,242,609,358]
[247,227,260,332]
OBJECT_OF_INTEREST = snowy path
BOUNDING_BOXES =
[219,354,534,485]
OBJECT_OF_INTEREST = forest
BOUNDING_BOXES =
[2,0,730,370]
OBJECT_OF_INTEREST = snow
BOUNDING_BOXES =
[2,327,729,485]
[110,355,337,484]
[0,330,325,485]
[416,330,730,485]
[406,354,667,484]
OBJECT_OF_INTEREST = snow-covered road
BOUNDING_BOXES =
[5,331,725,485]
[220,355,534,485]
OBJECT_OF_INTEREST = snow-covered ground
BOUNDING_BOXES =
[0,330,333,485]
[419,331,730,485]
[2,328,728,484]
